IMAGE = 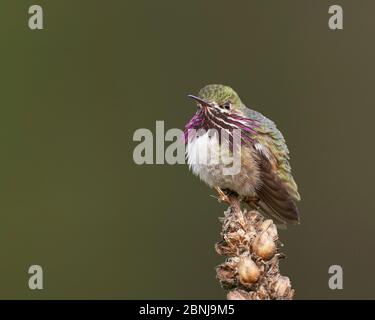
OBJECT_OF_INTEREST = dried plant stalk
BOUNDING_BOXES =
[215,194,295,300]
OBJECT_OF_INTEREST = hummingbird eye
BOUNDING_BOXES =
[221,102,231,110]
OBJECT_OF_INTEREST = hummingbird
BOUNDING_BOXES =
[184,84,300,225]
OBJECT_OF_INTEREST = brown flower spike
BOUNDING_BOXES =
[215,194,295,300]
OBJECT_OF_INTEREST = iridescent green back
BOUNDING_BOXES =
[242,106,300,202]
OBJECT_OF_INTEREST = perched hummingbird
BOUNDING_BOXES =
[184,84,300,225]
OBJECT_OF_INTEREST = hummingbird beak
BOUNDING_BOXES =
[188,95,212,108]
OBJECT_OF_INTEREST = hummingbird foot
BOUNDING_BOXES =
[213,187,230,204]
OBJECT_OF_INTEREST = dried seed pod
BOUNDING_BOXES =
[252,232,277,260]
[272,276,291,297]
[216,258,238,287]
[217,269,235,287]
[215,240,237,256]
[238,257,260,284]
[216,198,294,300]
[258,219,273,232]
[227,290,250,300]
[256,284,269,300]
[266,224,278,241]
[245,210,259,225]
[258,220,278,240]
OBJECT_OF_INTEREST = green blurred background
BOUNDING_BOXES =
[0,0,374,299]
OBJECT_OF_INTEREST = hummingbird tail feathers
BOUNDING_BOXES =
[258,191,299,226]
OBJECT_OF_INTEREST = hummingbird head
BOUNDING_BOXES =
[185,84,258,143]
[188,84,244,113]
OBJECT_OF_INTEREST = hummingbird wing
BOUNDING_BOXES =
[243,108,300,224]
